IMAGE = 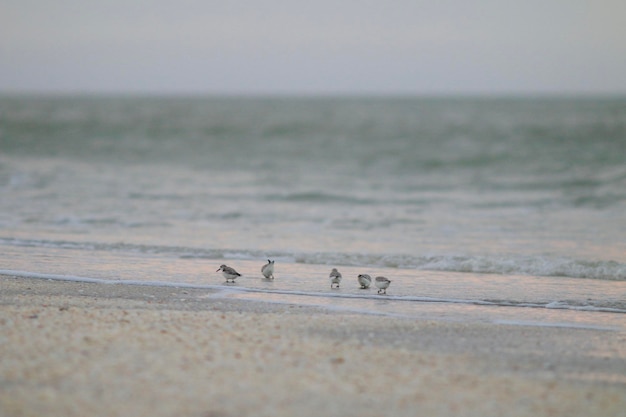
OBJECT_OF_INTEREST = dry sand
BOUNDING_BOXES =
[1,274,625,417]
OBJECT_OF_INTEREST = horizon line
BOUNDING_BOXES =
[2,89,625,99]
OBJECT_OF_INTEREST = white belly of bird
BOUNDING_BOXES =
[375,280,389,290]
[262,264,274,278]
[223,272,239,280]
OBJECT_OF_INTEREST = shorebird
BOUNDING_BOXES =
[357,274,372,289]
[375,276,391,294]
[216,264,241,283]
[329,268,342,289]
[261,259,275,280]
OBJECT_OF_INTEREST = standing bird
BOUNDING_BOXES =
[357,274,372,289]
[375,276,391,294]
[216,264,241,283]
[261,259,275,280]
[329,268,342,289]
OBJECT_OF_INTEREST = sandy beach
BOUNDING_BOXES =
[1,274,625,417]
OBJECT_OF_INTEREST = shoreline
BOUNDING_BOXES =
[1,275,625,416]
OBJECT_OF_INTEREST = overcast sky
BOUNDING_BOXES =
[1,0,625,95]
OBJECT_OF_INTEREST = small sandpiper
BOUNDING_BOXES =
[216,264,241,283]
[261,259,275,280]
[357,274,372,289]
[375,276,391,294]
[329,268,342,289]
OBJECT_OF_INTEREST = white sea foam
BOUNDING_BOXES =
[492,320,619,331]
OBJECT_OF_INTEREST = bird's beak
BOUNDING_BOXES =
[216,268,221,272]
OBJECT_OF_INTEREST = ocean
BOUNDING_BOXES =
[1,95,625,330]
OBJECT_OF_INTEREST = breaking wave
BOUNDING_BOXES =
[2,237,625,281]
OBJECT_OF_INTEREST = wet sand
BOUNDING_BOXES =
[1,275,625,417]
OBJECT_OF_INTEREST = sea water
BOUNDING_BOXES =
[1,95,625,330]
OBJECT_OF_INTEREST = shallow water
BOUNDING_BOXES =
[2,246,625,331]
